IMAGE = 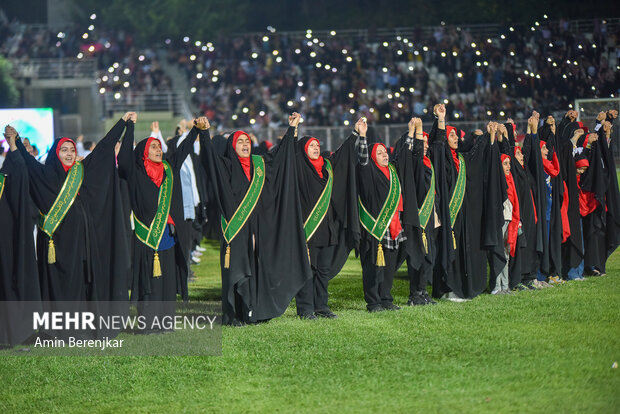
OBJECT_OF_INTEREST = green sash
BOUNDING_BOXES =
[40,161,83,237]
[39,161,84,264]
[134,161,174,251]
[304,159,333,242]
[358,163,401,241]
[0,174,5,202]
[220,155,265,268]
[418,163,435,254]
[448,153,466,248]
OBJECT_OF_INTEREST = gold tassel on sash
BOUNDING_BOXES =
[153,252,162,277]
[48,239,56,264]
[452,231,457,249]
[224,244,231,269]
[376,243,385,267]
[422,230,428,255]
[307,246,311,263]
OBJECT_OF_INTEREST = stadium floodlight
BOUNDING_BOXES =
[190,87,196,93]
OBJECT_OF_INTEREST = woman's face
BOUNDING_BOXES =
[375,145,389,167]
[448,129,458,149]
[514,148,524,166]
[58,142,76,166]
[148,140,162,162]
[307,140,321,160]
[423,136,429,156]
[235,134,251,158]
[502,157,511,175]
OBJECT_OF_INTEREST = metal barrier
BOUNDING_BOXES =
[102,91,185,115]
[237,18,620,42]
[10,58,97,80]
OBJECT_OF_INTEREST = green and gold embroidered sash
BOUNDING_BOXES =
[304,159,333,242]
[418,163,435,254]
[448,153,466,248]
[0,174,5,202]
[358,163,401,266]
[39,161,84,264]
[220,155,265,268]
[134,161,173,277]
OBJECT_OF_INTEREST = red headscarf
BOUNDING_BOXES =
[514,146,537,223]
[576,122,589,136]
[371,143,403,239]
[143,137,164,186]
[422,131,431,169]
[501,154,520,256]
[539,140,560,177]
[143,137,174,225]
[445,126,461,172]
[575,159,599,216]
[232,131,252,181]
[56,137,77,173]
[575,158,589,169]
[304,137,324,178]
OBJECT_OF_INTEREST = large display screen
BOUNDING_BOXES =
[0,108,54,154]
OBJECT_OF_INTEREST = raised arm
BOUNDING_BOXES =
[117,117,135,180]
[82,114,129,171]
[9,125,46,181]
[355,118,369,166]
[167,120,200,171]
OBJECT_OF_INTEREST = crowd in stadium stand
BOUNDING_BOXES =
[168,19,618,127]
[1,10,618,128]
[0,12,172,94]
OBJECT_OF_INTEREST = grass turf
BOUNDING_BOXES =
[0,237,618,413]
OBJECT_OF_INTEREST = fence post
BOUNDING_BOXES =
[327,128,332,151]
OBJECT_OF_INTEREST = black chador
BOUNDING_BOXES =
[429,122,502,300]
[357,133,417,311]
[0,144,41,346]
[200,126,312,325]
[16,119,130,302]
[499,130,539,285]
[294,134,359,318]
[117,120,197,330]
[558,122,585,276]
[392,128,438,305]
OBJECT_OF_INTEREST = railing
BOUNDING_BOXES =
[215,119,541,150]
[102,91,185,115]
[10,58,97,80]
[237,18,620,43]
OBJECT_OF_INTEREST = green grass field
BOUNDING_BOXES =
[0,236,618,413]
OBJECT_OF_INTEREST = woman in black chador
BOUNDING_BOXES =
[293,126,359,319]
[15,115,131,302]
[117,114,200,332]
[200,113,312,326]
[0,126,41,346]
